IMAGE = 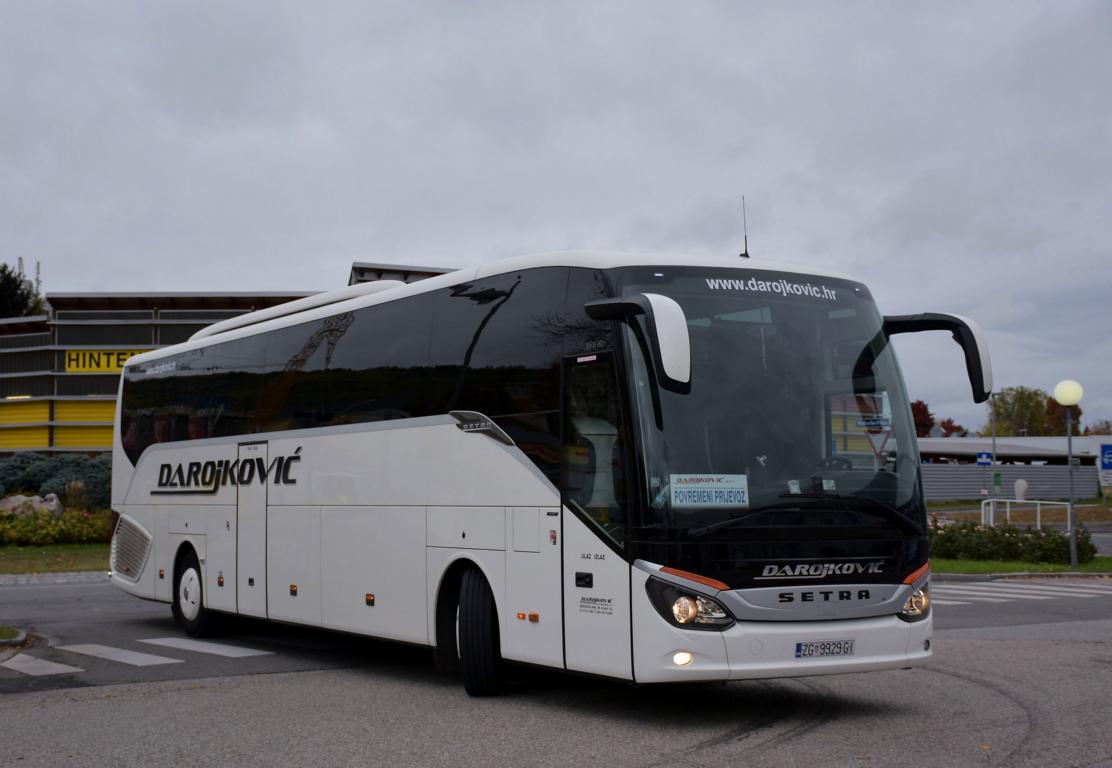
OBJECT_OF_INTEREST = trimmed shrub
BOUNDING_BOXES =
[929,521,1097,564]
[0,508,114,546]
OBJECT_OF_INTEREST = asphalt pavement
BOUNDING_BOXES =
[2,578,1111,767]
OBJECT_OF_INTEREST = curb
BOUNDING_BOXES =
[0,571,109,587]
[0,628,27,647]
[934,571,1112,582]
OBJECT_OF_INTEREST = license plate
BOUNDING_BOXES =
[794,639,855,659]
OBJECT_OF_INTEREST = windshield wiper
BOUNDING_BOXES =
[685,495,922,539]
[775,493,924,536]
[686,508,772,539]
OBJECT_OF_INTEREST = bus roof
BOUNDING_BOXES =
[123,251,852,370]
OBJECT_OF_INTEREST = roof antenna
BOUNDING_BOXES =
[739,196,750,259]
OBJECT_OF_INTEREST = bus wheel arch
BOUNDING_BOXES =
[171,542,218,637]
[432,559,470,673]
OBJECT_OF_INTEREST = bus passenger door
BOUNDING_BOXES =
[237,442,267,618]
[561,352,633,680]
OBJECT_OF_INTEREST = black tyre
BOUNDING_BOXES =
[172,549,219,637]
[458,567,503,696]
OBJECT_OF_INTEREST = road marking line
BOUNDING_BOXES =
[1,654,84,676]
[929,592,1011,603]
[929,599,971,606]
[1009,582,1112,595]
[965,584,1101,598]
[138,637,272,658]
[932,587,1051,601]
[58,644,183,667]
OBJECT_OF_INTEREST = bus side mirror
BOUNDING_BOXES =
[883,312,993,403]
[585,293,691,393]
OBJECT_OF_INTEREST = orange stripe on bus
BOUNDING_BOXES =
[660,566,730,591]
[903,563,930,584]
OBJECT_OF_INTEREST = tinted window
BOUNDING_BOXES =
[428,268,568,483]
[120,294,436,464]
[327,293,435,424]
[429,268,567,416]
[563,268,614,356]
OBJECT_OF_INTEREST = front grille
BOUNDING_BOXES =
[111,516,151,582]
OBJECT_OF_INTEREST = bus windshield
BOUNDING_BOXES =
[614,266,923,541]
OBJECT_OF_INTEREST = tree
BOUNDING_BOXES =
[1084,419,1112,436]
[938,418,966,437]
[911,400,935,437]
[0,263,43,317]
[1046,397,1084,436]
[983,386,1050,436]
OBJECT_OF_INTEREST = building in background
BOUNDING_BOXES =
[0,262,453,455]
[0,292,311,453]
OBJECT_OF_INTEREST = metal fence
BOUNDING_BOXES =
[920,464,1099,502]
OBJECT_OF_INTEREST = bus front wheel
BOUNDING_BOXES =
[172,550,218,637]
[458,567,503,696]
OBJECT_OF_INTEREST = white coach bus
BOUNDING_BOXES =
[110,252,992,695]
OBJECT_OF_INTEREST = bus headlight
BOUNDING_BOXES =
[898,586,930,622]
[647,578,734,630]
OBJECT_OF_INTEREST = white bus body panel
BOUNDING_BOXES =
[323,506,427,643]
[503,507,562,667]
[237,442,267,617]
[114,418,569,665]
[562,512,632,680]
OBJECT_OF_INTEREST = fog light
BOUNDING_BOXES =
[673,651,693,666]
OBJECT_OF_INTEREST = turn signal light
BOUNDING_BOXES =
[516,612,526,621]
[290,584,298,596]
[528,613,540,623]
[217,574,225,587]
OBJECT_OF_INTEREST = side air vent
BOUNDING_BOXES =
[111,516,152,582]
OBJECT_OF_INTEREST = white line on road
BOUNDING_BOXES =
[929,599,972,606]
[1,654,84,676]
[1001,582,1112,595]
[964,584,1102,598]
[139,637,272,658]
[58,644,184,666]
[932,586,1051,601]
[929,591,1011,603]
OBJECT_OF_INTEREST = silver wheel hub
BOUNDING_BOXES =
[178,567,202,622]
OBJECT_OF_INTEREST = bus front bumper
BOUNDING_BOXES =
[633,613,932,683]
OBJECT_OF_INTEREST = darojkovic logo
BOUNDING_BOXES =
[756,562,884,580]
[152,448,301,495]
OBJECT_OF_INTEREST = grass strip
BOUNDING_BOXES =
[932,555,1112,574]
[0,543,110,574]
[0,625,18,640]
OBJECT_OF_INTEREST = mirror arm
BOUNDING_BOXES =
[883,312,993,403]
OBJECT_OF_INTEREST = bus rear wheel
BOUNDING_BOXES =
[458,567,503,696]
[172,550,218,637]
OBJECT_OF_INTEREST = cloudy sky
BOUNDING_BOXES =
[2,2,1109,430]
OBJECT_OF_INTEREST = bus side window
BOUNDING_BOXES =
[563,352,627,547]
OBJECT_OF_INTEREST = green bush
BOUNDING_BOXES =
[929,521,1097,564]
[0,452,111,509]
[0,508,114,546]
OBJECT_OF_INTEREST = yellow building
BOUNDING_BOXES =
[0,263,450,455]
[0,292,311,453]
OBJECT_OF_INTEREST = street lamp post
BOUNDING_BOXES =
[1054,379,1084,568]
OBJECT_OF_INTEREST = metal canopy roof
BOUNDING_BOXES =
[44,292,315,312]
